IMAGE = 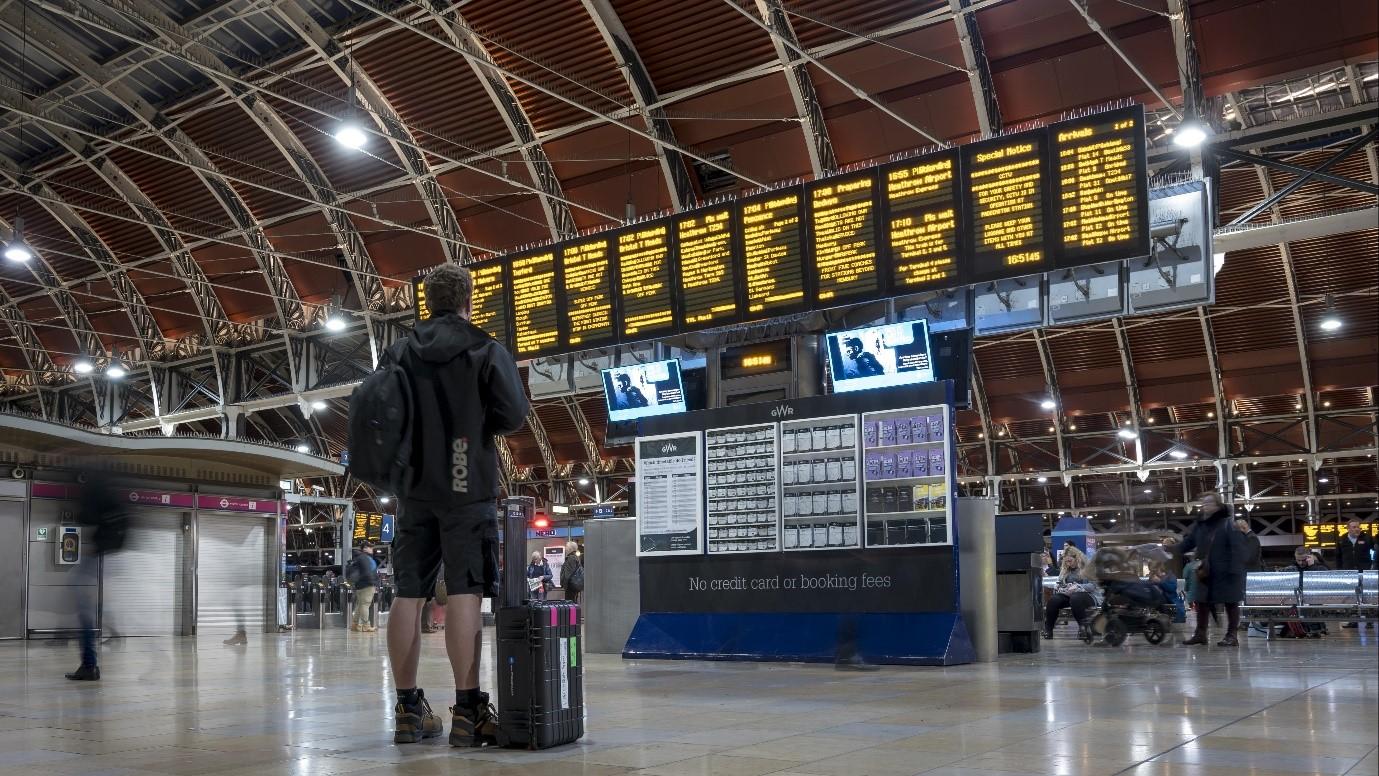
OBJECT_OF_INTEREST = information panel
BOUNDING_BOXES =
[883,149,964,292]
[510,249,561,357]
[561,236,616,348]
[738,187,808,318]
[1052,105,1149,266]
[635,431,705,556]
[809,171,882,305]
[617,222,678,340]
[963,129,1052,282]
[469,259,510,346]
[677,208,739,329]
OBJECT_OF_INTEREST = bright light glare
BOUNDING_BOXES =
[3,241,32,262]
[1169,449,1188,460]
[105,364,127,379]
[295,443,310,454]
[1037,476,1048,483]
[1117,429,1138,440]
[73,359,95,375]
[311,400,328,411]
[1319,314,1342,331]
[1318,477,1330,484]
[1040,398,1057,410]
[335,121,367,149]
[1173,121,1208,148]
[380,496,391,504]
[325,314,347,332]
[578,477,591,486]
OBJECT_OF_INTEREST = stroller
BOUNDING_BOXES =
[1083,544,1178,646]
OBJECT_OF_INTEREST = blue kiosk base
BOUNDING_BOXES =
[623,612,976,666]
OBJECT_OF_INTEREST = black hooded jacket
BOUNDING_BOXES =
[394,312,528,507]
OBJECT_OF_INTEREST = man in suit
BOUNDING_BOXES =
[1335,519,1376,629]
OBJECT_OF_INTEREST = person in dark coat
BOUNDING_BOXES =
[1178,493,1247,647]
[1235,519,1263,572]
[1334,519,1376,628]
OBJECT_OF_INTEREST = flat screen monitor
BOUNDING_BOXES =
[825,320,935,394]
[602,360,687,422]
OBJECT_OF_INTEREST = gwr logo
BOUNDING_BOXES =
[770,404,795,418]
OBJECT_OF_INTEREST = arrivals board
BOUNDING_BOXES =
[1051,105,1150,266]
[677,207,739,330]
[561,236,616,348]
[738,186,809,318]
[617,222,678,340]
[809,170,882,306]
[469,259,511,346]
[883,148,964,292]
[510,249,560,358]
[963,128,1053,282]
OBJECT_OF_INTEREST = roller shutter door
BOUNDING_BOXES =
[102,511,185,636]
[197,516,268,635]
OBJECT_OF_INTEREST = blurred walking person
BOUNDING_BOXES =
[1180,493,1247,647]
[66,470,129,681]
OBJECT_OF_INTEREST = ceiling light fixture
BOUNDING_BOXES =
[380,496,391,505]
[1037,476,1048,483]
[334,65,368,150]
[1319,294,1342,331]
[1117,429,1138,440]
[1040,398,1057,410]
[1169,449,1188,460]
[295,443,310,454]
[1318,477,1330,484]
[325,310,347,332]
[1172,117,1210,148]
[73,358,95,375]
[1236,474,1246,481]
[105,362,127,380]
[578,477,591,486]
[311,399,328,411]
[4,216,32,262]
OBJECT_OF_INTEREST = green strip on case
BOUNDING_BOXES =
[570,636,578,668]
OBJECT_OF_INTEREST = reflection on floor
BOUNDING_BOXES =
[0,625,1374,775]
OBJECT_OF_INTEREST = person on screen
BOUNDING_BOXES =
[615,372,650,410]
[843,337,885,379]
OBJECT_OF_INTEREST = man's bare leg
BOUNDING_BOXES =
[444,593,482,691]
[388,597,423,689]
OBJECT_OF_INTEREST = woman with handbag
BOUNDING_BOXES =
[1178,492,1247,646]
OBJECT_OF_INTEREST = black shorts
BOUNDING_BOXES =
[393,501,498,599]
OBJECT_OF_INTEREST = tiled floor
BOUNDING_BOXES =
[0,626,1374,776]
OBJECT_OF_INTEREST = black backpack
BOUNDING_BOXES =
[348,344,416,498]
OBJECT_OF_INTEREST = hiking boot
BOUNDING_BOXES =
[222,632,248,646]
[394,690,443,744]
[65,664,100,681]
[450,693,499,747]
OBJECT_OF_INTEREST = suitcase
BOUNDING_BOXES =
[494,499,585,749]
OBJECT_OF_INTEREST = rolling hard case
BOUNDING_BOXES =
[495,498,584,749]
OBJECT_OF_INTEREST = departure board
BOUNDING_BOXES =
[809,171,882,305]
[510,249,560,357]
[963,128,1053,282]
[1052,105,1149,266]
[883,149,964,292]
[676,208,739,329]
[738,187,808,318]
[412,275,431,322]
[561,237,616,348]
[468,259,510,346]
[617,222,677,339]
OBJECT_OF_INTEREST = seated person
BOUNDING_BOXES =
[1291,546,1330,571]
[1042,571,1101,639]
[1150,568,1185,623]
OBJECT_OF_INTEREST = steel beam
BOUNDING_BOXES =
[44,0,385,311]
[1254,167,1319,458]
[1344,64,1379,185]
[426,4,578,240]
[563,395,602,476]
[524,407,557,477]
[1228,128,1379,226]
[274,1,472,264]
[581,0,698,210]
[1032,329,1069,473]
[1196,307,1229,459]
[1215,147,1378,196]
[948,0,1001,137]
[751,0,836,176]
[1110,316,1143,447]
[1065,0,1180,119]
[1214,206,1379,253]
[0,210,102,363]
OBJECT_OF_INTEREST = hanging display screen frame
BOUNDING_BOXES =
[961,126,1055,284]
[735,184,812,321]
[676,206,743,333]
[508,247,564,360]
[807,168,887,308]
[880,147,968,294]
[1050,104,1151,268]
[613,218,681,342]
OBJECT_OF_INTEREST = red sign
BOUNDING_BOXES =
[31,483,77,500]
[124,490,194,508]
[197,495,281,514]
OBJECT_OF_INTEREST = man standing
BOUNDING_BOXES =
[348,542,378,632]
[384,264,528,747]
[1335,519,1376,628]
[560,541,584,606]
